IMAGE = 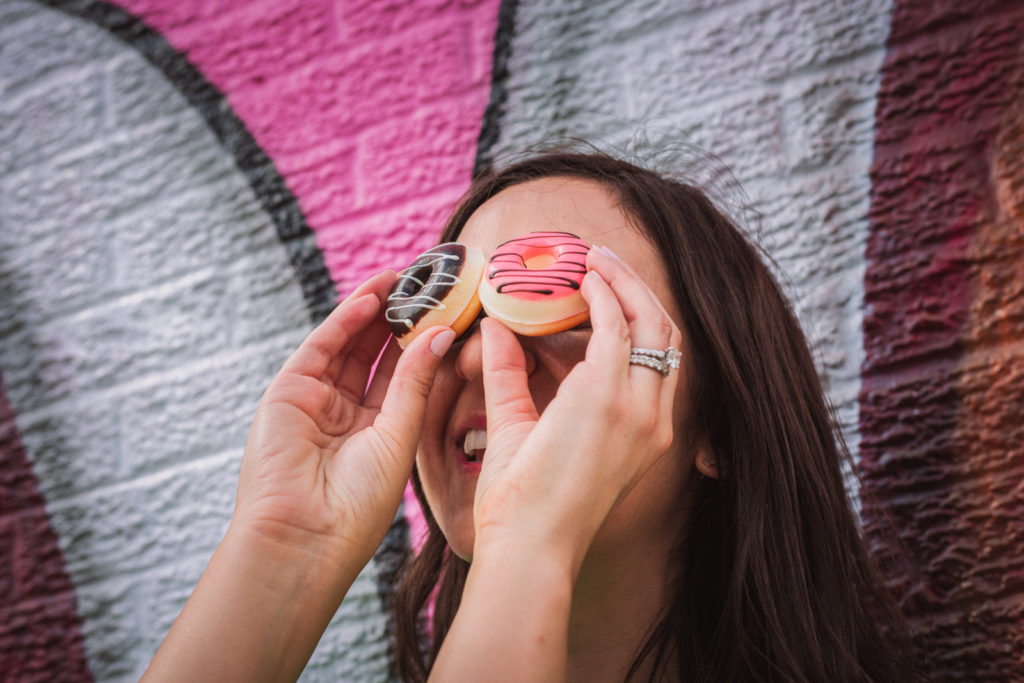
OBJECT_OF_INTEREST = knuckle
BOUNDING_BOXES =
[610,319,631,344]
[607,396,631,423]
[636,407,658,434]
[395,366,434,399]
[655,318,674,343]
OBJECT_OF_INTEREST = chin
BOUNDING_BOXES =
[430,507,476,562]
[446,526,475,562]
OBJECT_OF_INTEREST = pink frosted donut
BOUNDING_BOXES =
[478,231,591,335]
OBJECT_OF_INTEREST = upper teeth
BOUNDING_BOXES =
[463,428,487,454]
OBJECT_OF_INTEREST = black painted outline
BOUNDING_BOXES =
[473,0,520,177]
[37,0,337,323]
[29,1,521,676]
[29,1,410,676]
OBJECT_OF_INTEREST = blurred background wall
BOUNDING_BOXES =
[1,0,1021,679]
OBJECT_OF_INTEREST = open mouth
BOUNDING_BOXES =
[462,428,487,463]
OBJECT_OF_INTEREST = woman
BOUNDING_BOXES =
[144,150,914,681]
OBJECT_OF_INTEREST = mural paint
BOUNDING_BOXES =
[480,0,894,470]
[860,1,1024,678]
[3,0,1023,680]
[0,0,500,679]
[1,4,320,678]
[0,376,91,680]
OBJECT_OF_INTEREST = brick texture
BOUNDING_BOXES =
[486,0,891,476]
[3,0,1023,680]
[0,0,499,680]
[860,1,1024,677]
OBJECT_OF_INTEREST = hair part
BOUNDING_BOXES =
[393,147,917,681]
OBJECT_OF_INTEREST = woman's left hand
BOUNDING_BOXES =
[429,246,684,682]
[471,245,684,573]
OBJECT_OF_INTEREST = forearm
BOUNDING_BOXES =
[429,538,575,682]
[142,524,364,683]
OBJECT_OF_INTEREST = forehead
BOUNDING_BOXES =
[459,177,670,297]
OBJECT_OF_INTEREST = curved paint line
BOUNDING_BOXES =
[0,372,92,680]
[27,0,405,675]
[473,0,521,177]
[29,1,504,676]
[37,0,337,323]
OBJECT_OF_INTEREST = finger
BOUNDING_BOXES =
[480,317,540,448]
[587,246,676,348]
[323,271,399,378]
[589,245,675,323]
[586,246,674,322]
[587,247,682,397]
[372,325,455,455]
[578,269,631,381]
[285,271,397,379]
[282,293,382,378]
[331,315,394,403]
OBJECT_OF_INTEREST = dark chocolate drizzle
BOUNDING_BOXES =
[487,231,589,295]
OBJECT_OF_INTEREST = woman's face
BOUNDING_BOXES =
[416,176,697,561]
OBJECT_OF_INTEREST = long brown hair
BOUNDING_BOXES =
[392,149,916,681]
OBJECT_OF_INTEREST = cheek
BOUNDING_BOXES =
[421,359,459,425]
[414,365,456,485]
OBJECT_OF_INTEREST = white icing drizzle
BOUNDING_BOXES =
[385,251,461,330]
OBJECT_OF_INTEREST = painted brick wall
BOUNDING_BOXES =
[0,0,499,680]
[1,0,1022,680]
[484,0,893,467]
[859,1,1024,677]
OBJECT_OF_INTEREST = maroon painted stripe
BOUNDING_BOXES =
[0,371,92,681]
[861,1,1024,677]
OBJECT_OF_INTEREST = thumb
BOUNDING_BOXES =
[480,318,539,465]
[369,326,455,462]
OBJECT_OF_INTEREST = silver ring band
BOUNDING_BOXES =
[628,347,681,377]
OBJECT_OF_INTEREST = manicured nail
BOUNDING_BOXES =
[590,244,615,260]
[430,329,456,357]
[600,245,624,262]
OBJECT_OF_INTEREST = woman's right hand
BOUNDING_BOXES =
[144,270,454,683]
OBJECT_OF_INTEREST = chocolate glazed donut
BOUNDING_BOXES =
[385,243,485,348]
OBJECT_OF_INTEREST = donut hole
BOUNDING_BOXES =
[405,263,434,290]
[522,247,557,270]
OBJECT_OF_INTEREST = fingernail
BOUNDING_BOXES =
[600,245,624,262]
[430,329,456,357]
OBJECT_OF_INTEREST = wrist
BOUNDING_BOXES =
[472,521,589,584]
[220,521,364,605]
[473,496,611,581]
[144,523,366,683]
[431,535,574,681]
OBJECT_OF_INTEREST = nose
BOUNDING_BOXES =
[454,323,537,381]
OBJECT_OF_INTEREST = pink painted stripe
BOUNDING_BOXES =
[107,0,503,554]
